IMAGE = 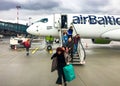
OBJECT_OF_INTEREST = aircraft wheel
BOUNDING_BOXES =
[47,45,52,51]
[11,45,15,49]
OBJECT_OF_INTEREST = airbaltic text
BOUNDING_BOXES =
[73,15,120,25]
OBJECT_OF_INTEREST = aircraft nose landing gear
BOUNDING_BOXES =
[46,45,53,54]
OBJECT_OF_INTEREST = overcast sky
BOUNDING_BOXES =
[0,0,120,24]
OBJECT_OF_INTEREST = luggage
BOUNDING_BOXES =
[63,64,76,82]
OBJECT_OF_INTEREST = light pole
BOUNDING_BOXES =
[29,17,32,26]
[16,6,21,35]
[16,6,21,24]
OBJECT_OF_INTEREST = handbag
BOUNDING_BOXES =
[51,57,58,72]
[63,64,76,82]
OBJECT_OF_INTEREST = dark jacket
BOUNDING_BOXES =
[73,36,80,44]
[66,40,74,50]
[51,53,66,68]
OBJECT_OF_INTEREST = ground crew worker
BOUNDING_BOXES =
[45,35,54,44]
[23,39,31,56]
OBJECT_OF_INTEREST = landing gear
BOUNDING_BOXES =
[26,52,29,56]
[11,45,15,49]
[46,45,53,54]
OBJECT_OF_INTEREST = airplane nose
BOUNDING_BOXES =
[26,26,32,34]
[26,27,30,33]
[26,25,40,35]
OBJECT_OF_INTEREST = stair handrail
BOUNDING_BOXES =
[71,23,86,61]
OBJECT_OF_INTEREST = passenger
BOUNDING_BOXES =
[73,34,80,54]
[62,46,68,53]
[23,39,31,56]
[66,37,74,62]
[67,26,73,38]
[51,47,67,86]
[62,31,68,46]
[62,46,71,63]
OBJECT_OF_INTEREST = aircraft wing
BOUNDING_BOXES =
[101,29,120,41]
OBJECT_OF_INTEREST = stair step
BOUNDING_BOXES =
[71,62,82,65]
[61,29,68,31]
[73,54,79,57]
[73,57,80,59]
[71,61,85,65]
[71,59,80,62]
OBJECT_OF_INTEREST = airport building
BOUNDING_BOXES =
[0,21,28,36]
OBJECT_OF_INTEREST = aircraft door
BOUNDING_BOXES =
[61,15,68,29]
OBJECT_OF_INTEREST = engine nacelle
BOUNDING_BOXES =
[92,38,111,44]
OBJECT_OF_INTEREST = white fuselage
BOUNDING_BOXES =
[27,14,120,40]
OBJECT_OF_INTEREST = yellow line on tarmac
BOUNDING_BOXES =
[32,47,39,54]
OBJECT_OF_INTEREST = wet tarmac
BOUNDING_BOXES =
[0,38,120,86]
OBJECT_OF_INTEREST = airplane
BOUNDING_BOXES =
[27,14,120,44]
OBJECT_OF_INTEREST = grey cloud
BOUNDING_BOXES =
[22,0,60,10]
[0,0,60,11]
[1,0,119,16]
[85,0,109,7]
[0,0,17,10]
[80,0,110,14]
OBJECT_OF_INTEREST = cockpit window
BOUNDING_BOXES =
[36,18,48,23]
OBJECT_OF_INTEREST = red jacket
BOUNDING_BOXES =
[23,41,31,48]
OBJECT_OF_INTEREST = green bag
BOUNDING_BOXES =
[63,64,76,82]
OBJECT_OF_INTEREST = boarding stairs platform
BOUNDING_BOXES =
[57,23,86,65]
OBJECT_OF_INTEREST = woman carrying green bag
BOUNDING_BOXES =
[51,47,67,86]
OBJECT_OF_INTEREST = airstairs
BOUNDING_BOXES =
[56,14,86,64]
[72,24,86,64]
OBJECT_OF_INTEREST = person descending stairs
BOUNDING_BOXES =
[58,24,86,64]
